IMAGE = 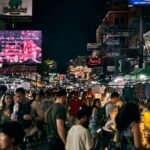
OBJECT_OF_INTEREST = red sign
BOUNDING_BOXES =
[87,58,102,67]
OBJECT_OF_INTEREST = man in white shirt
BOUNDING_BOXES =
[66,107,93,150]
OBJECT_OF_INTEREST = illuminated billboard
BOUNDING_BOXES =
[0,0,32,21]
[0,30,42,64]
[129,0,150,5]
[86,58,102,68]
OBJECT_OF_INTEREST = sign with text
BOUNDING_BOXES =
[86,58,102,68]
[0,0,32,21]
[129,0,150,5]
[105,40,120,46]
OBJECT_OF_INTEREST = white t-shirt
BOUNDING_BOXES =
[66,125,93,150]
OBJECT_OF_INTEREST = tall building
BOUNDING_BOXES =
[102,0,128,56]
[128,7,150,65]
[96,0,129,75]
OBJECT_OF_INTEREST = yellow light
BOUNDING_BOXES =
[144,112,150,129]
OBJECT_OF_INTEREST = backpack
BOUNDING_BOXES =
[99,102,112,127]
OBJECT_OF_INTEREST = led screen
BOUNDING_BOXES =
[0,30,42,64]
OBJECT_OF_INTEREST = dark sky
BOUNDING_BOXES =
[17,0,106,73]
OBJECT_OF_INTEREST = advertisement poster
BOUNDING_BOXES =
[0,0,32,21]
[0,30,42,64]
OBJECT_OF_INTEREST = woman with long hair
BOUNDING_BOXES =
[89,99,101,140]
[0,93,14,124]
[114,102,143,150]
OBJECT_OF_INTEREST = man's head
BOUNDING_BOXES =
[0,121,25,149]
[44,90,51,99]
[111,92,120,104]
[76,107,92,128]
[15,87,26,103]
[56,89,67,104]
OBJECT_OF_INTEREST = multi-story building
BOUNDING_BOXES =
[128,7,150,65]
[96,0,129,75]
[102,0,128,56]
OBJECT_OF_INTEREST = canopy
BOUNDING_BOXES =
[125,65,150,81]
[130,68,144,75]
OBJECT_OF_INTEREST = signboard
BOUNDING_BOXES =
[105,40,120,46]
[107,66,115,72]
[86,58,102,68]
[106,53,120,57]
[87,43,101,51]
[0,0,32,21]
[0,30,42,64]
[0,65,37,74]
[129,0,150,5]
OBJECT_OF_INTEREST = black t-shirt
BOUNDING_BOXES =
[17,102,32,129]
[46,103,66,137]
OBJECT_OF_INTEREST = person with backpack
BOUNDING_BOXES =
[102,92,121,149]
[105,92,120,118]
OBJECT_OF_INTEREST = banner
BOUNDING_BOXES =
[0,0,32,21]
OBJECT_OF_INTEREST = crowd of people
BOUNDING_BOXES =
[0,86,149,150]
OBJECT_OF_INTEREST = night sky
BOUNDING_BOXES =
[16,0,106,73]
